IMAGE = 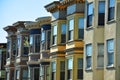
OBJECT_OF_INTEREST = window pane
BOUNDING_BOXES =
[86,57,91,68]
[107,39,114,52]
[41,31,45,41]
[109,0,115,7]
[99,1,105,13]
[68,59,73,69]
[78,18,84,29]
[35,35,40,53]
[98,44,104,55]
[53,26,57,35]
[22,70,28,79]
[52,62,56,72]
[61,24,66,34]
[86,44,92,56]
[69,19,74,30]
[30,35,34,53]
[88,3,93,15]
[23,36,29,55]
[98,56,104,67]
[60,61,65,71]
[78,58,83,69]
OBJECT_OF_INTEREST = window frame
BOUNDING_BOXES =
[61,23,66,43]
[78,17,84,39]
[52,25,57,45]
[86,44,92,69]
[67,58,73,80]
[29,34,41,53]
[108,0,115,21]
[68,19,74,41]
[98,1,105,25]
[97,43,104,68]
[87,2,93,28]
[107,39,114,67]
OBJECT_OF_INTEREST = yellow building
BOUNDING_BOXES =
[45,0,85,80]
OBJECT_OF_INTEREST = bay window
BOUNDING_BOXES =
[98,1,105,25]
[68,19,74,41]
[52,26,57,45]
[108,0,115,21]
[107,39,114,66]
[87,3,93,27]
[97,44,104,67]
[86,44,92,69]
[61,24,66,43]
[78,17,84,39]
[78,58,83,79]
[67,58,73,80]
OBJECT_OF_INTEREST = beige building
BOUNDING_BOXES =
[84,0,120,80]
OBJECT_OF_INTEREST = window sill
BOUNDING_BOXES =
[106,64,115,69]
[107,19,115,24]
[85,67,92,71]
[86,26,94,30]
[67,40,74,43]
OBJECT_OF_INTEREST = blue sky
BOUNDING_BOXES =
[0,0,57,43]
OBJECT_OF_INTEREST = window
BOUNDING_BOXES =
[17,36,20,56]
[40,66,44,80]
[86,44,92,69]
[30,35,34,53]
[87,3,93,27]
[7,39,10,58]
[67,58,73,80]
[107,39,114,66]
[52,26,57,45]
[68,19,74,40]
[47,31,51,49]
[97,44,104,67]
[29,34,40,53]
[60,61,65,80]
[46,66,50,80]
[16,70,20,80]
[108,0,115,21]
[78,18,84,39]
[78,58,83,79]
[23,36,29,55]
[61,24,66,43]
[22,70,28,79]
[41,31,45,50]
[6,72,9,80]
[34,68,39,80]
[35,35,40,52]
[12,40,16,56]
[52,62,56,80]
[98,1,105,25]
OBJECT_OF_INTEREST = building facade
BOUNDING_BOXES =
[0,43,6,80]
[45,0,85,80]
[4,26,17,80]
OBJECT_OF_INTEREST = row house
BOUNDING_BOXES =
[45,0,85,80]
[25,16,51,80]
[0,43,6,80]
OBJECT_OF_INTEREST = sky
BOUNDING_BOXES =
[0,0,58,43]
